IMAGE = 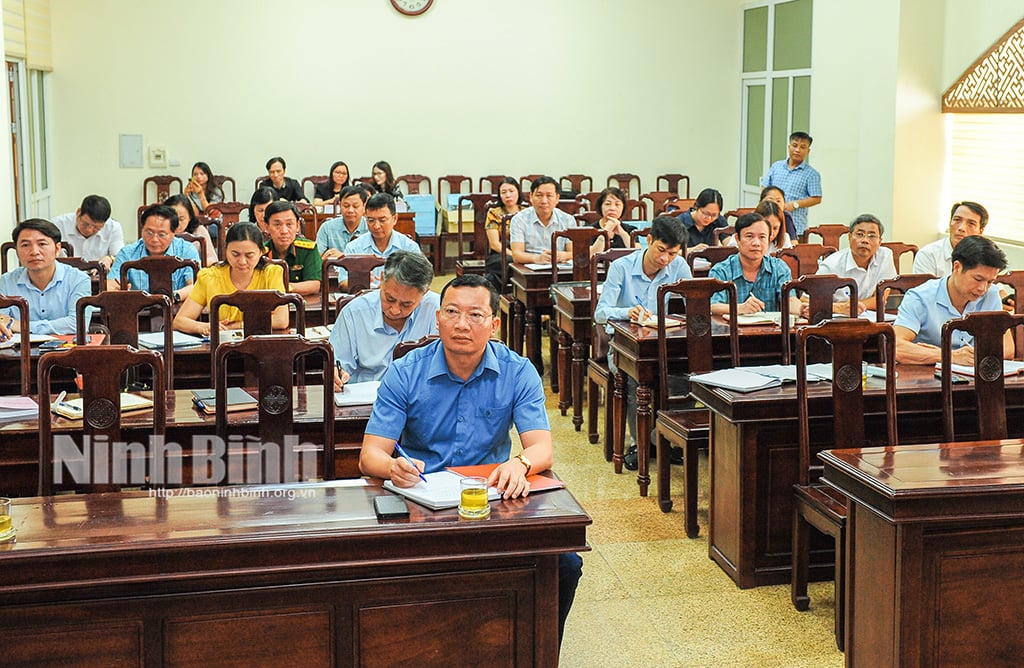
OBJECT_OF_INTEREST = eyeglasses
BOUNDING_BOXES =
[851,231,880,241]
[696,208,719,220]
[440,306,493,326]
[142,229,173,240]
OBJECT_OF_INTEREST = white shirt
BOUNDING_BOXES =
[912,238,953,277]
[816,246,896,303]
[51,211,125,261]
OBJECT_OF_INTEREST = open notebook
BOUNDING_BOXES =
[52,393,153,420]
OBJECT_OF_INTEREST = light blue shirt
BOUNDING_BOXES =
[0,262,91,335]
[329,289,440,383]
[316,217,368,256]
[894,276,1003,348]
[110,238,201,292]
[760,159,822,234]
[594,249,692,332]
[339,231,422,285]
[709,253,793,310]
[365,339,549,473]
[508,207,575,255]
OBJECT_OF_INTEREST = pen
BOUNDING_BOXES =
[54,390,67,406]
[335,360,346,392]
[634,296,651,320]
[393,442,427,482]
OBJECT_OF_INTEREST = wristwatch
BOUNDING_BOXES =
[172,291,182,304]
[514,453,532,476]
[793,201,800,209]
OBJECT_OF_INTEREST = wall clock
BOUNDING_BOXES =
[391,0,433,16]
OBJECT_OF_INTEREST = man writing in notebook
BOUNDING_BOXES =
[894,235,1011,365]
[359,274,582,645]
[709,212,801,315]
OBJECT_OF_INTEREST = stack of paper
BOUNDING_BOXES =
[383,470,501,510]
[935,360,1024,377]
[334,380,380,407]
[0,396,39,422]
[632,315,685,329]
[689,369,782,393]
[52,393,154,420]
[137,331,205,349]
[859,310,896,322]
[304,325,333,341]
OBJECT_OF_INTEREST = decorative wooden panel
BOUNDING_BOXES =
[943,17,1024,112]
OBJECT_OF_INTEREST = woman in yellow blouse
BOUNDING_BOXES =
[172,222,288,336]
[484,177,526,290]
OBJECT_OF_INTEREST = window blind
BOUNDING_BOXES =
[3,0,51,71]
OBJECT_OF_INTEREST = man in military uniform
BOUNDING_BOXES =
[263,200,322,296]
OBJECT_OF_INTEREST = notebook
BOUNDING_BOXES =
[0,395,39,422]
[304,325,334,341]
[688,368,783,393]
[447,464,567,494]
[382,470,501,511]
[934,360,1024,377]
[334,381,380,407]
[52,393,154,420]
[632,315,684,329]
[137,331,205,349]
[191,388,259,414]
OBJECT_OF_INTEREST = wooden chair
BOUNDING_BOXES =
[393,335,439,361]
[57,257,107,295]
[654,278,739,538]
[575,211,600,227]
[556,199,584,216]
[664,198,696,215]
[712,226,736,246]
[143,175,183,204]
[775,244,837,279]
[0,296,31,396]
[119,256,200,299]
[175,232,207,267]
[781,274,859,364]
[998,270,1024,353]
[587,249,639,456]
[656,173,691,197]
[519,174,544,193]
[607,173,641,200]
[873,274,934,322]
[301,175,329,202]
[880,241,919,274]
[209,290,304,353]
[575,191,601,212]
[437,174,472,206]
[560,174,593,195]
[212,175,236,202]
[941,311,1024,442]
[455,194,496,276]
[396,174,431,195]
[551,228,607,283]
[497,214,518,348]
[723,207,756,222]
[253,176,264,193]
[294,201,318,238]
[642,191,680,216]
[478,175,509,194]
[624,199,648,220]
[76,291,175,389]
[213,334,335,483]
[806,224,849,248]
[686,246,737,278]
[38,345,167,495]
[1,241,16,272]
[791,319,897,652]
[320,255,386,324]
[629,228,649,248]
[204,202,248,255]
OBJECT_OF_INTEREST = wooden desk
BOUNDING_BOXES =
[607,318,784,494]
[0,481,591,666]
[0,387,370,497]
[550,281,592,429]
[821,440,1024,667]
[690,367,1024,589]
[509,263,572,384]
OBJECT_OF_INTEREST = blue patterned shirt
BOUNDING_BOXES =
[760,159,822,234]
[709,253,792,310]
[110,238,201,292]
[316,217,369,255]
[0,262,92,335]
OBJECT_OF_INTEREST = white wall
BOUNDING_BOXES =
[48,0,742,238]
[0,18,15,236]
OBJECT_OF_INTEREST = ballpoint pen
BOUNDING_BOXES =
[393,442,428,482]
[335,360,346,392]
[634,296,651,320]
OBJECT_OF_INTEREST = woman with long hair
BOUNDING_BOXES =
[313,161,351,205]
[483,177,526,290]
[164,194,218,265]
[370,160,404,200]
[184,161,224,216]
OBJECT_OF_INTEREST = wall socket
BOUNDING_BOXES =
[149,146,167,168]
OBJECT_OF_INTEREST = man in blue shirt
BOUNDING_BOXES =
[710,212,800,315]
[508,176,575,264]
[330,251,440,387]
[760,131,822,237]
[595,215,692,470]
[360,273,582,645]
[316,185,369,259]
[0,218,91,336]
[894,235,1011,365]
[108,204,201,302]
[340,192,421,289]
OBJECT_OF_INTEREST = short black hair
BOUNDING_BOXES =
[365,192,396,215]
[140,204,178,231]
[596,187,627,213]
[249,187,277,222]
[694,188,724,210]
[530,176,559,194]
[340,184,368,203]
[440,274,499,315]
[266,156,286,172]
[264,200,299,222]
[952,235,1006,272]
[79,195,111,222]
[734,212,767,236]
[12,218,61,244]
[949,201,989,229]
[789,131,813,145]
[220,223,268,269]
[760,185,786,200]
[848,214,884,236]
[648,215,687,250]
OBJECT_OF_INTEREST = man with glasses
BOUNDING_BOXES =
[340,192,421,290]
[107,204,200,303]
[330,251,439,389]
[359,273,582,646]
[509,176,575,264]
[51,195,124,271]
[913,201,989,277]
[815,213,896,313]
[760,131,823,238]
